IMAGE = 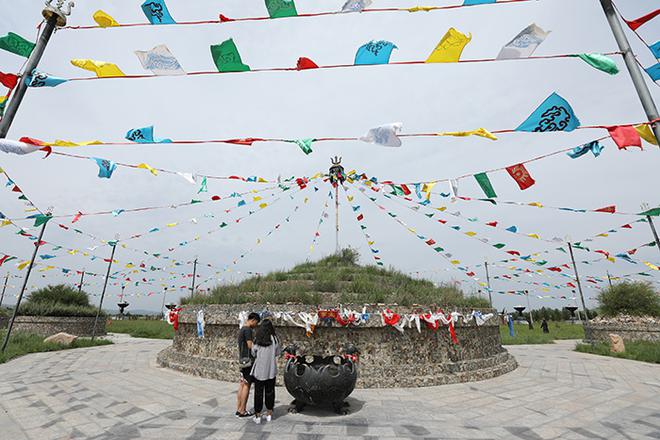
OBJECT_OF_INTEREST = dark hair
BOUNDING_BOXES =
[247,312,261,323]
[254,319,277,347]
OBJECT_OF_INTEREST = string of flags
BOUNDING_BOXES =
[309,190,332,254]
[63,0,539,30]
[342,184,384,267]
[616,5,660,83]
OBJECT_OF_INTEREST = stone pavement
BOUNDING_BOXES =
[0,336,658,440]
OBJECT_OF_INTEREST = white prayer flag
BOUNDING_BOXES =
[360,123,403,147]
[0,139,41,155]
[341,0,372,13]
[497,24,550,60]
[134,44,185,75]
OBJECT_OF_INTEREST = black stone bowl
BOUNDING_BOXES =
[284,354,358,414]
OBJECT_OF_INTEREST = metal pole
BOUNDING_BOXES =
[0,1,74,137]
[1,220,48,352]
[335,186,340,253]
[77,269,85,294]
[92,244,117,341]
[190,258,197,295]
[607,271,613,288]
[0,273,9,308]
[647,215,660,256]
[525,290,534,329]
[568,243,589,321]
[599,0,660,145]
[160,287,168,319]
[484,261,493,307]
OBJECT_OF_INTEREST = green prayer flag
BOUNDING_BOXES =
[210,39,250,73]
[197,176,207,193]
[220,222,228,228]
[474,173,497,198]
[191,199,202,204]
[33,213,52,227]
[265,0,298,18]
[0,32,35,58]
[18,195,27,200]
[294,138,314,155]
[493,243,506,249]
[640,207,660,217]
[575,53,619,75]
[433,247,444,252]
[391,185,404,196]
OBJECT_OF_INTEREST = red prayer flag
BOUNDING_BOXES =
[425,239,436,246]
[567,282,576,288]
[622,224,632,229]
[296,57,319,70]
[607,125,642,150]
[594,205,616,213]
[218,14,234,22]
[486,221,498,227]
[356,214,364,221]
[506,164,536,190]
[225,138,263,146]
[624,9,660,30]
[211,195,221,201]
[72,212,83,223]
[506,250,521,256]
[19,137,47,146]
[548,267,562,272]
[0,72,18,90]
[400,184,412,196]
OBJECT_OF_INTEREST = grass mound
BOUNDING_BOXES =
[0,330,112,364]
[596,282,660,317]
[183,249,488,307]
[19,284,101,317]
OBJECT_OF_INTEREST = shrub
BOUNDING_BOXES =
[19,284,100,317]
[597,282,660,317]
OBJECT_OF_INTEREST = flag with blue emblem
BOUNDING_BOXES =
[516,92,580,132]
[25,69,68,87]
[92,158,117,178]
[141,0,176,24]
[134,45,184,75]
[125,126,172,143]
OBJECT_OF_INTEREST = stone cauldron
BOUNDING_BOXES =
[157,304,517,388]
[283,344,358,414]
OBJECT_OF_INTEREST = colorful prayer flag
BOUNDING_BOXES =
[341,0,372,12]
[576,53,619,75]
[438,128,497,140]
[506,164,536,190]
[125,126,171,144]
[265,0,298,18]
[516,92,580,132]
[650,41,660,59]
[93,10,120,27]
[474,173,497,198]
[141,0,176,25]
[0,139,42,155]
[646,63,660,82]
[607,125,642,150]
[426,28,471,63]
[24,69,68,87]
[360,123,403,147]
[70,59,125,78]
[566,140,603,159]
[624,9,660,31]
[354,41,397,65]
[135,44,184,75]
[294,139,314,155]
[497,24,549,59]
[635,124,658,145]
[210,39,250,73]
[0,72,18,89]
[93,158,117,178]
[0,32,35,58]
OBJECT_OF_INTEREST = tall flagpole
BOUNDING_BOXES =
[0,273,9,308]
[599,0,660,145]
[0,1,74,137]
[484,261,493,307]
[568,243,589,321]
[92,240,118,341]
[647,215,660,257]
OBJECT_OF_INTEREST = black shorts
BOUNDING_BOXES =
[240,367,253,384]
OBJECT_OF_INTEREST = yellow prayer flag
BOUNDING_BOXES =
[47,139,103,147]
[125,263,134,268]
[1,220,11,227]
[39,265,55,272]
[93,10,120,27]
[68,249,78,255]
[465,231,477,237]
[137,163,158,176]
[258,177,268,183]
[347,195,354,201]
[83,252,89,257]
[259,203,268,209]
[253,196,262,202]
[368,241,375,245]
[635,124,658,145]
[437,128,497,141]
[24,208,37,212]
[596,233,608,237]
[422,182,437,200]
[70,59,125,78]
[607,257,615,263]
[527,234,540,239]
[435,206,447,212]
[407,6,434,12]
[304,197,309,203]
[479,282,487,287]
[17,261,30,270]
[450,260,460,265]
[425,28,472,63]
[310,173,322,180]
[528,202,543,208]
[644,261,659,271]
[166,223,178,227]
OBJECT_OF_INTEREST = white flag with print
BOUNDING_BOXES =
[360,123,403,147]
[497,24,550,60]
[134,44,185,75]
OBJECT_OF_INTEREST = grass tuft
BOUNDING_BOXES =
[0,330,112,364]
[500,322,585,345]
[106,319,174,339]
[576,340,660,364]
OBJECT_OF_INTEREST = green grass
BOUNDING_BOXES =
[500,322,585,345]
[107,319,174,339]
[576,341,660,364]
[183,249,489,308]
[0,331,112,364]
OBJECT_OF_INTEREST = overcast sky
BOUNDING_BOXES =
[0,0,658,313]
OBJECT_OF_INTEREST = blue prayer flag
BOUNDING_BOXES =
[506,226,518,233]
[516,92,581,132]
[463,0,495,4]
[125,125,171,144]
[141,0,176,24]
[92,157,117,178]
[25,69,67,87]
[645,63,660,82]
[650,41,660,60]
[566,140,603,159]
[507,316,515,337]
[354,40,397,65]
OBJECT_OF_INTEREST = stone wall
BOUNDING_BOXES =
[11,316,106,337]
[584,321,660,343]
[157,304,517,388]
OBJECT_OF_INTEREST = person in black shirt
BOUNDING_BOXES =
[236,312,260,417]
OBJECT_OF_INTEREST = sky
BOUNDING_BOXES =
[0,0,658,314]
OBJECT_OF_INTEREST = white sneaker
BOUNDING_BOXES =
[266,415,272,422]
[254,415,261,424]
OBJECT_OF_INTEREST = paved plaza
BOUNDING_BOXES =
[0,336,658,440]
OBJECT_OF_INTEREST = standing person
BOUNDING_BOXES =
[541,318,550,334]
[236,312,261,418]
[251,319,281,424]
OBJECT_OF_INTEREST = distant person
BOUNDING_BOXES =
[541,318,549,334]
[251,319,281,424]
[236,312,261,418]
